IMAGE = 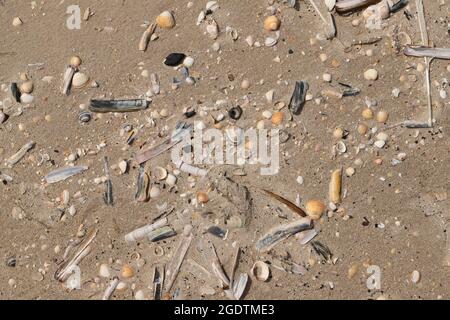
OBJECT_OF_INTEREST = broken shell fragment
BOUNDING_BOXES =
[305,200,326,220]
[251,261,270,282]
[12,17,23,27]
[154,166,168,181]
[264,15,281,31]
[72,72,89,88]
[156,11,175,29]
[206,21,219,39]
[329,169,342,204]
[271,111,284,125]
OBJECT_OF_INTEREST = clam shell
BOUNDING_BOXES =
[72,72,89,88]
[264,15,281,31]
[206,22,219,39]
[206,1,219,12]
[336,141,347,154]
[154,166,168,181]
[20,81,33,94]
[264,37,278,47]
[156,11,175,29]
[251,261,270,282]
[78,111,92,123]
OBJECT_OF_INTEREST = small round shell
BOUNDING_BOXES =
[264,15,281,31]
[78,111,92,123]
[335,141,347,154]
[156,11,175,29]
[70,56,82,68]
[154,166,168,181]
[251,261,270,282]
[72,72,90,88]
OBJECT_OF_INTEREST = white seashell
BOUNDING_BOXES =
[212,42,221,51]
[297,229,318,245]
[154,167,168,180]
[20,93,34,104]
[0,111,6,124]
[206,1,219,12]
[149,186,161,198]
[374,140,386,149]
[264,37,278,47]
[99,264,111,278]
[197,11,206,25]
[68,205,77,216]
[183,56,195,68]
[364,69,378,81]
[116,282,127,291]
[324,0,336,11]
[411,270,421,284]
[251,261,270,282]
[336,141,347,154]
[118,160,128,174]
[265,89,274,103]
[135,290,146,300]
[165,174,177,186]
[72,72,89,88]
[245,35,254,47]
[376,132,389,142]
[12,17,23,27]
[262,110,272,119]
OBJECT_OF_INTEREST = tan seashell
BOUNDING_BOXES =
[20,81,33,94]
[121,264,135,279]
[329,169,342,204]
[376,110,389,123]
[70,56,82,67]
[206,21,219,39]
[154,166,168,181]
[251,261,270,282]
[333,128,344,139]
[72,72,89,88]
[156,11,175,29]
[357,123,368,135]
[271,111,284,125]
[305,200,326,220]
[264,15,281,31]
[361,108,374,120]
[197,192,209,204]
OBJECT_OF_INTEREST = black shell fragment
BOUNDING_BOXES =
[164,53,186,67]
[288,80,309,115]
[228,106,243,120]
[11,83,21,103]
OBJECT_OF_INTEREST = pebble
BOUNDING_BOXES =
[135,290,146,300]
[374,140,386,149]
[241,79,250,89]
[376,110,389,123]
[183,56,195,68]
[0,111,6,124]
[319,53,328,62]
[20,93,34,104]
[333,128,344,139]
[417,63,425,73]
[357,123,368,135]
[351,19,360,27]
[8,278,16,287]
[362,108,373,120]
[11,207,25,220]
[149,186,161,198]
[322,73,332,82]
[262,110,272,119]
[296,176,304,185]
[345,167,355,177]
[68,205,77,216]
[376,132,389,142]
[364,69,378,81]
[212,42,221,51]
[141,70,149,78]
[99,264,111,278]
[118,160,128,174]
[392,88,400,97]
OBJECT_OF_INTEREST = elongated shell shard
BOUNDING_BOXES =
[288,80,309,115]
[256,218,313,252]
[45,166,88,184]
[89,99,150,113]
[6,141,35,166]
[329,169,342,204]
[139,23,156,51]
[147,226,176,242]
[404,46,450,60]
[125,217,168,243]
[62,66,76,95]
[335,0,381,13]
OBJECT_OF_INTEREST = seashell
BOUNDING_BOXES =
[241,79,250,89]
[305,200,326,220]
[264,15,281,31]
[45,166,88,184]
[333,128,344,139]
[154,166,168,181]
[245,35,254,46]
[118,160,128,174]
[357,123,368,135]
[374,140,386,149]
[324,0,336,11]
[121,265,135,279]
[147,226,176,242]
[154,245,164,257]
[376,110,389,123]
[376,132,389,142]
[12,17,23,27]
[205,1,219,12]
[362,108,373,120]
[264,36,278,47]
[70,56,82,68]
[364,69,378,81]
[329,169,342,204]
[135,290,146,300]
[99,264,111,278]
[297,229,318,245]
[156,11,175,29]
[164,53,186,67]
[149,186,161,198]
[262,110,272,119]
[197,11,206,25]
[165,174,177,186]
[226,27,238,41]
[251,261,270,282]
[78,111,92,123]
[271,111,284,125]
[206,21,219,39]
[411,270,421,284]
[20,93,34,104]
[72,72,89,88]
[20,81,33,94]
[183,56,194,68]
[0,111,7,124]
[336,141,347,154]
[265,89,274,103]
[228,106,243,120]
[197,192,209,204]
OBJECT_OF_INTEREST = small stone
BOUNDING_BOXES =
[135,290,146,300]
[392,88,400,98]
[319,53,328,62]
[439,89,447,100]
[212,42,221,51]
[323,73,332,82]
[416,63,425,73]
[374,140,386,149]
[11,207,25,220]
[262,110,272,119]
[68,205,77,216]
[183,56,195,68]
[376,132,389,142]
[351,19,360,27]
[345,167,355,177]
[241,79,250,89]
[141,70,149,78]
[397,153,407,161]
[411,270,421,284]
[118,160,128,174]
[99,264,111,278]
[364,69,378,81]
[296,176,304,185]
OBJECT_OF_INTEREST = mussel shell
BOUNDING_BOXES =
[10,83,21,102]
[164,53,186,67]
[78,111,92,123]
